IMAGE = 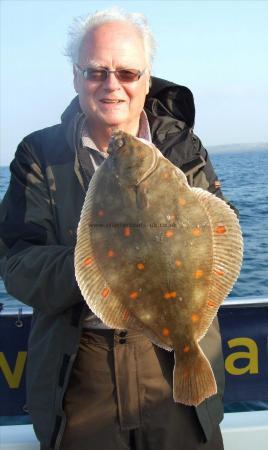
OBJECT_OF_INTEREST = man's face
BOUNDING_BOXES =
[73,21,150,135]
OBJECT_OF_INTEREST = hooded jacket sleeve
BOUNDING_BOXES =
[0,139,83,315]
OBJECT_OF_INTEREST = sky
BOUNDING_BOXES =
[1,0,268,165]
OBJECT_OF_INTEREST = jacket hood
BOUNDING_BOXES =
[61,76,195,130]
[145,76,195,129]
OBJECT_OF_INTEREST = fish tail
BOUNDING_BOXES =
[173,344,217,406]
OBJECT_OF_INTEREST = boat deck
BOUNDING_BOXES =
[1,410,268,450]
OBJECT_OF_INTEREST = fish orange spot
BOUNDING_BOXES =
[129,291,138,299]
[107,249,115,257]
[191,314,199,323]
[162,327,170,337]
[165,230,174,238]
[214,268,225,276]
[215,225,226,234]
[175,260,182,267]
[195,270,204,279]
[164,292,176,299]
[136,263,145,270]
[101,288,110,298]
[124,226,131,237]
[162,171,170,179]
[178,198,186,206]
[192,227,201,237]
[84,257,93,266]
[183,345,190,353]
[207,300,215,308]
[98,209,105,217]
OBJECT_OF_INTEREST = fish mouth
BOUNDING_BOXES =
[107,131,125,155]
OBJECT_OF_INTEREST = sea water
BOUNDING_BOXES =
[0,149,268,309]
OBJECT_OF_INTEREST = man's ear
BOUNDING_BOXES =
[73,65,79,93]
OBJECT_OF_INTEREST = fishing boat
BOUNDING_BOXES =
[0,297,268,450]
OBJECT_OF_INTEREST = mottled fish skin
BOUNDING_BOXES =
[75,130,243,406]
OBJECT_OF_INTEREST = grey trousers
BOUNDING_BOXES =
[57,328,224,450]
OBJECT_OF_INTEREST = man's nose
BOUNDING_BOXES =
[103,72,121,90]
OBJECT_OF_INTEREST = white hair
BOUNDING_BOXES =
[65,7,156,71]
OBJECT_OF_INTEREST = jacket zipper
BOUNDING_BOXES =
[53,352,77,449]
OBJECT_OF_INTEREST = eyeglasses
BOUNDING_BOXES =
[75,64,145,83]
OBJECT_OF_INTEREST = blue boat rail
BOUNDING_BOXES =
[222,297,268,307]
[0,296,268,422]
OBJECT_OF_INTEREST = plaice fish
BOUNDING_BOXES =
[75,130,243,406]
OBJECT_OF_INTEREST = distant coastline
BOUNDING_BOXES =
[1,143,268,167]
[207,142,268,154]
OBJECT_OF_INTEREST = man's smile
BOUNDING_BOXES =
[100,98,125,103]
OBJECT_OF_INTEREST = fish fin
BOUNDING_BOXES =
[173,343,217,406]
[75,169,142,331]
[191,187,243,339]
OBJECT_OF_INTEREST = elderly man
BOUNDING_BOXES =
[0,8,227,450]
